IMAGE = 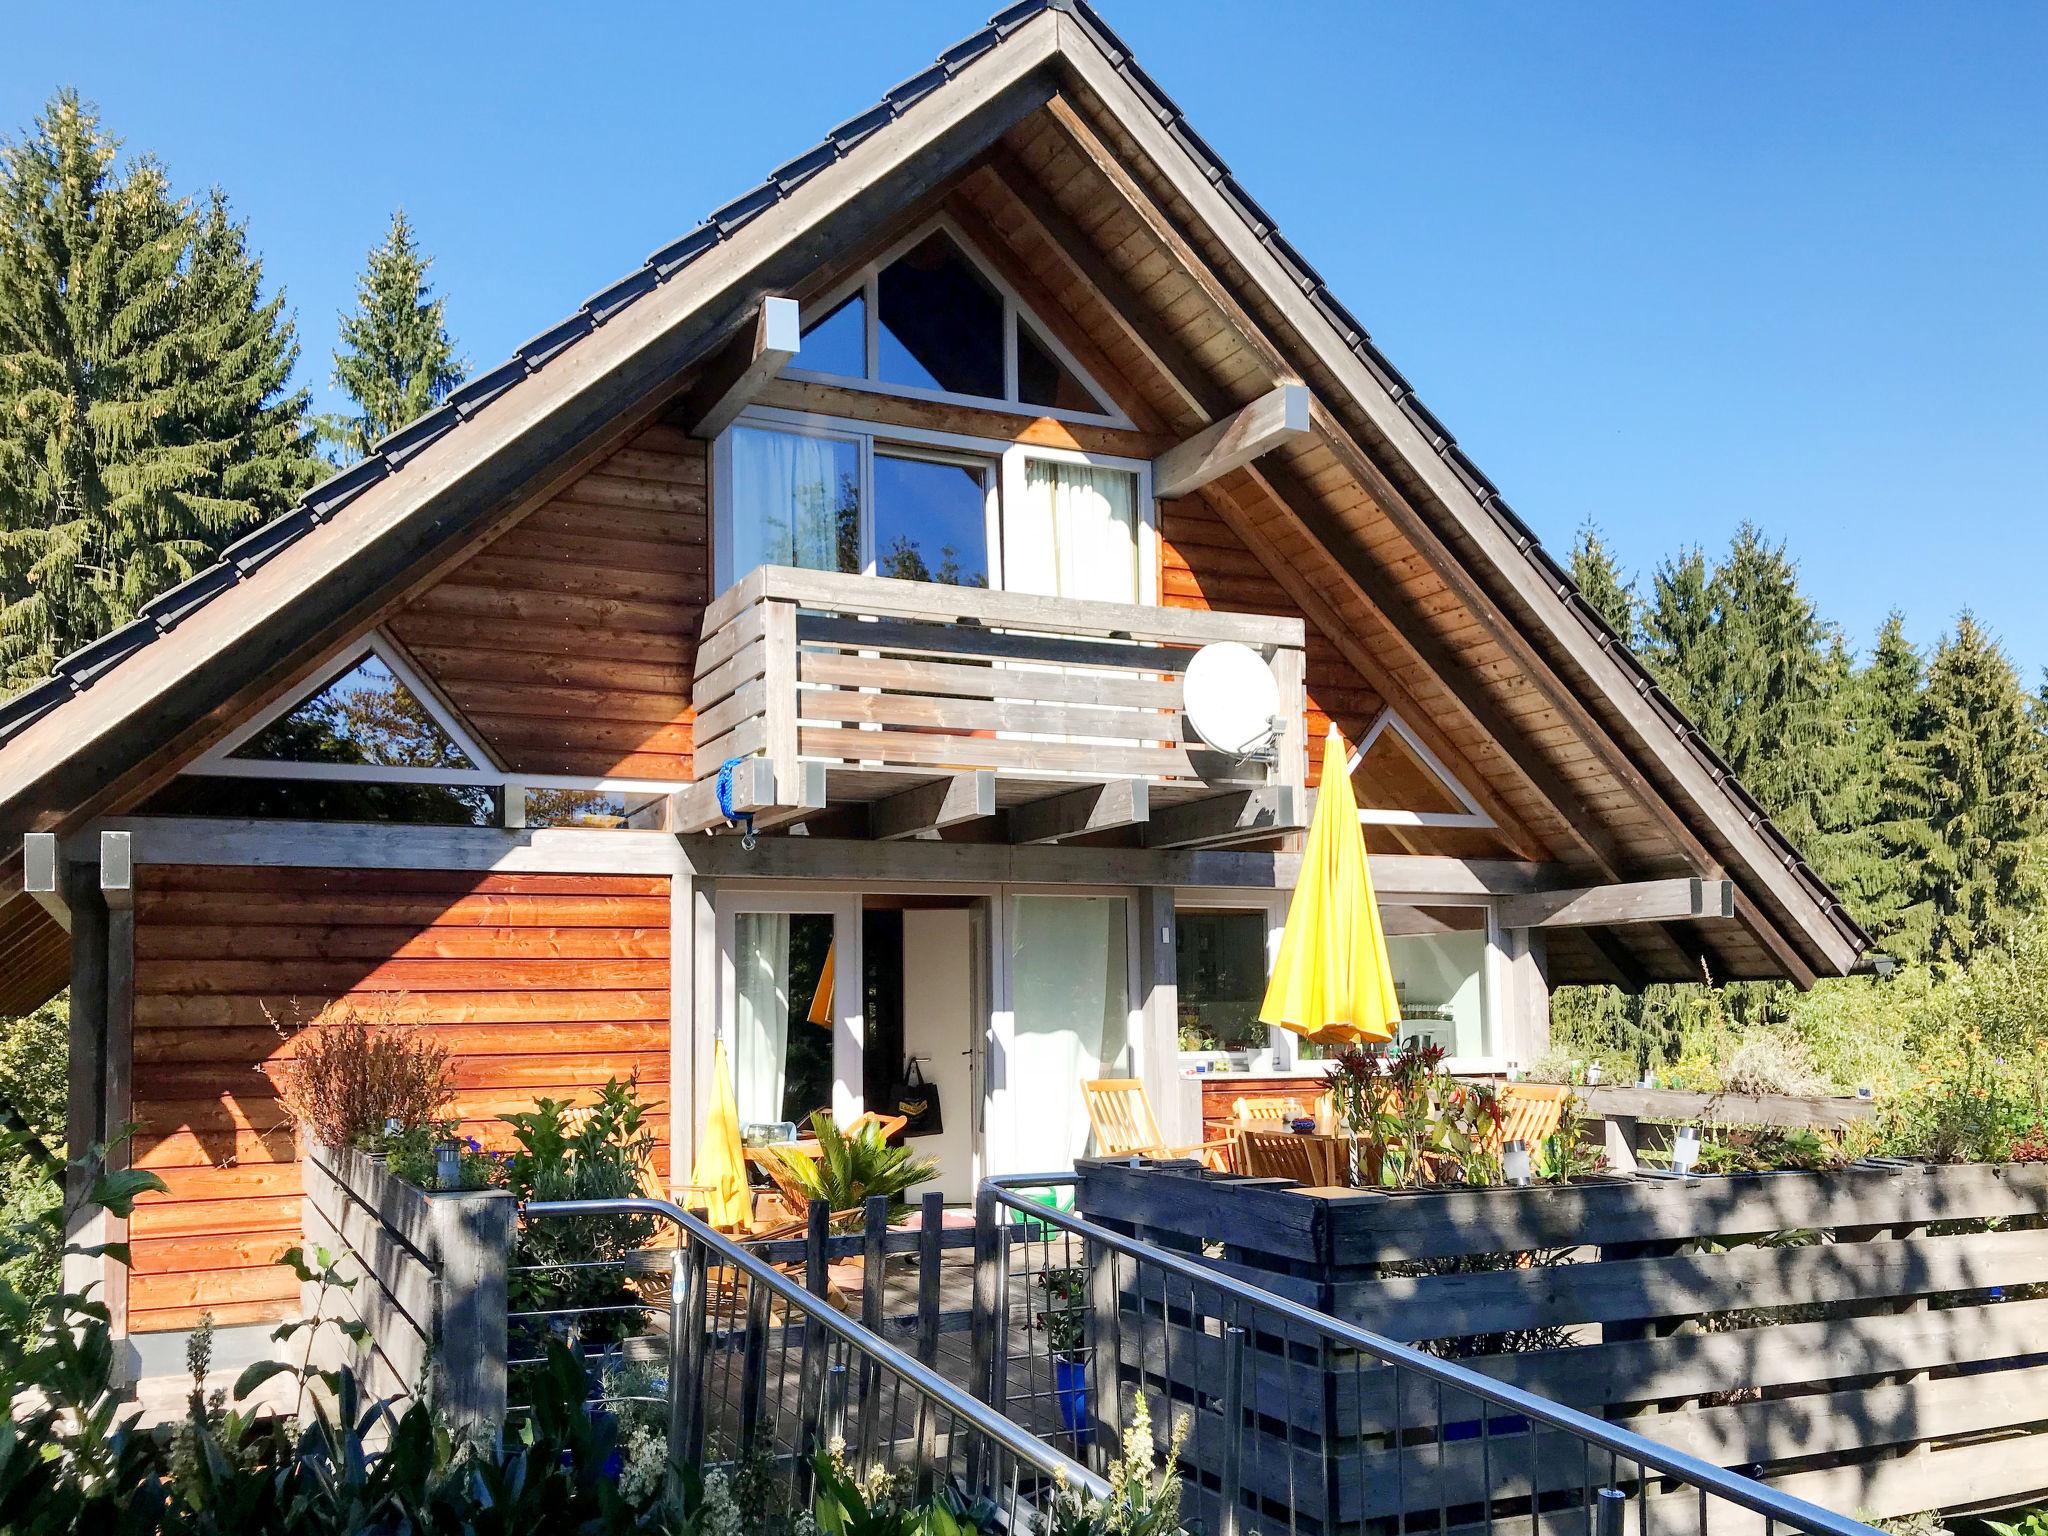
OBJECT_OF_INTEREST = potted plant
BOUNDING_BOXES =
[1035,1264,1090,1437]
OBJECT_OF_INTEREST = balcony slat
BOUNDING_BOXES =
[797,652,1184,710]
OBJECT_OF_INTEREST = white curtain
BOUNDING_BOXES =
[1007,460,1137,602]
[1006,897,1130,1171]
[734,912,792,1127]
[730,426,853,578]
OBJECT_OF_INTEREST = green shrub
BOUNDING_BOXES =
[756,1112,938,1225]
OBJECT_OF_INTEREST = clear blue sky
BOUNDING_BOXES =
[7,2,2045,677]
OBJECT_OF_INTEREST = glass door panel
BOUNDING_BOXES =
[1004,894,1132,1171]
[720,895,861,1136]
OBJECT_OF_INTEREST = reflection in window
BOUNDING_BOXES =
[727,426,859,579]
[1176,909,1269,1053]
[1017,322,1095,413]
[800,292,865,378]
[234,651,475,769]
[523,789,667,830]
[734,911,835,1132]
[137,775,493,826]
[876,232,1004,399]
[1384,906,1489,1059]
[874,452,989,587]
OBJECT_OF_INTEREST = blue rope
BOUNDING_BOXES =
[715,756,757,847]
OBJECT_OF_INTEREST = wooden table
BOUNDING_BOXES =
[1233,1125,1358,1186]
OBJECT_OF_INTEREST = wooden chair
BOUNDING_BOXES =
[1232,1092,1315,1129]
[1235,1128,1345,1187]
[1494,1082,1571,1151]
[1081,1078,1232,1169]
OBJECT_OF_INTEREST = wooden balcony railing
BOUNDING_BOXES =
[681,566,1307,844]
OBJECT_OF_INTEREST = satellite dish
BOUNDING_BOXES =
[1183,641,1281,758]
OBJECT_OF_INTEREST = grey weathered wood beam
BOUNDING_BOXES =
[1152,383,1310,498]
[670,757,824,837]
[1144,787,1301,850]
[869,771,996,841]
[1497,877,1734,931]
[1006,779,1149,845]
[681,296,801,440]
[21,832,66,932]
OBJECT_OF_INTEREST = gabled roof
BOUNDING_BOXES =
[0,0,1869,983]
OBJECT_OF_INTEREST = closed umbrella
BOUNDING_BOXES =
[687,1037,753,1230]
[1259,726,1400,1047]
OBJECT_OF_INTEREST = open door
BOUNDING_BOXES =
[716,893,862,1135]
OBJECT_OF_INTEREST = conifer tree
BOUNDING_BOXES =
[1882,615,2046,965]
[0,90,318,692]
[319,210,464,463]
[1569,521,1637,640]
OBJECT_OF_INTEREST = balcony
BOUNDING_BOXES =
[681,567,1307,846]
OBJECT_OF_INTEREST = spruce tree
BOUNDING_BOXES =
[319,210,463,463]
[0,90,317,693]
[1822,614,1923,941]
[1882,615,2047,965]
[1569,521,1637,640]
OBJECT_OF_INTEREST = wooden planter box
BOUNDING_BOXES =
[300,1142,517,1432]
[1076,1157,2048,1532]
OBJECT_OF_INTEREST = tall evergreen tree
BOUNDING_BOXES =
[1569,521,1637,640]
[319,210,463,463]
[0,90,317,693]
[1821,614,1924,940]
[1882,615,2047,965]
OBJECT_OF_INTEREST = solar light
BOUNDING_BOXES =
[436,1142,460,1191]
[1503,1139,1532,1187]
[1672,1125,1701,1176]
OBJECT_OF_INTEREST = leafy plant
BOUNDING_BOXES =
[1985,1512,2048,1536]
[501,1078,661,1344]
[1033,1265,1088,1362]
[263,994,451,1150]
[757,1112,938,1225]
[1533,1104,1607,1184]
[382,1121,499,1192]
[1040,1389,1189,1536]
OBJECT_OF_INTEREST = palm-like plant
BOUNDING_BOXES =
[758,1113,938,1226]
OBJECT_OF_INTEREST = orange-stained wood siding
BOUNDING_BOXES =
[127,865,671,1333]
[1159,496,1383,784]
[389,423,708,782]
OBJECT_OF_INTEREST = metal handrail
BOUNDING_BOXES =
[522,1195,1110,1500]
[983,1173,1878,1536]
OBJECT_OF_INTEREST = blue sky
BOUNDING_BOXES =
[6,2,2045,677]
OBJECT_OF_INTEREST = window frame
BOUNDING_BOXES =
[1346,707,1497,831]
[782,214,1136,431]
[716,404,1156,602]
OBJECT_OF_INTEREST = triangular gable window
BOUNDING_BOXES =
[1348,710,1495,829]
[216,640,488,772]
[787,218,1131,427]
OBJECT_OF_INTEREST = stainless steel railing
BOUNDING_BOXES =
[518,1196,1108,1519]
[978,1174,1881,1536]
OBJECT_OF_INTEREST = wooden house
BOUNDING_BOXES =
[0,0,1867,1378]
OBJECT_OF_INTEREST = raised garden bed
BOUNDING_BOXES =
[1077,1156,2048,1532]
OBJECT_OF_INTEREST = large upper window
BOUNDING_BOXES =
[787,220,1129,427]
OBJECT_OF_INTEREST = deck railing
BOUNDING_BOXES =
[515,1195,1107,1521]
[977,1174,1881,1536]
[688,565,1308,826]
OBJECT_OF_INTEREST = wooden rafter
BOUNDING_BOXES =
[1152,383,1310,498]
[680,297,801,440]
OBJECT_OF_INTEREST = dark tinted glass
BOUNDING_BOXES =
[875,452,989,587]
[234,652,475,769]
[876,232,1003,399]
[800,292,866,378]
[1017,321,1098,413]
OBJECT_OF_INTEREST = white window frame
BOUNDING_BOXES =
[714,890,865,1126]
[1172,889,1290,1068]
[1347,707,1496,830]
[781,213,1137,431]
[187,631,503,783]
[715,404,1157,603]
[1380,895,1508,1074]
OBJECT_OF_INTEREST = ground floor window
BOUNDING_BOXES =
[1175,907,1271,1054]
[1383,905,1492,1059]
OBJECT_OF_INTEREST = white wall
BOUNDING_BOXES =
[901,909,977,1201]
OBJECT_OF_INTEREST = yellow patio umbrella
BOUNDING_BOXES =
[806,939,835,1028]
[1259,725,1400,1047]
[686,1037,752,1229]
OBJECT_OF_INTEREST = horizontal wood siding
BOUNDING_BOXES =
[389,424,707,781]
[127,864,670,1333]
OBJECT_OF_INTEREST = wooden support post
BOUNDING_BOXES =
[99,832,134,1348]
[22,832,67,931]
[856,1195,889,1468]
[1135,888,1186,1143]
[1006,779,1148,844]
[428,1187,517,1434]
[762,598,800,792]
[1602,1114,1640,1175]
[681,296,801,440]
[60,854,107,1299]
[1151,383,1311,499]
[1145,787,1301,849]
[913,1188,944,1495]
[1084,1233,1124,1467]
[870,770,997,840]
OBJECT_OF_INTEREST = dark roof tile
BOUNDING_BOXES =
[140,562,237,629]
[222,508,317,573]
[584,265,660,324]
[885,63,950,112]
[769,141,841,192]
[827,101,896,152]
[0,678,76,743]
[648,223,721,280]
[375,404,460,467]
[938,27,1002,72]
[305,455,391,520]
[446,358,526,417]
[517,312,594,369]
[53,618,156,687]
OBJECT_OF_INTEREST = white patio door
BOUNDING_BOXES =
[996,893,1137,1173]
[716,893,863,1133]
